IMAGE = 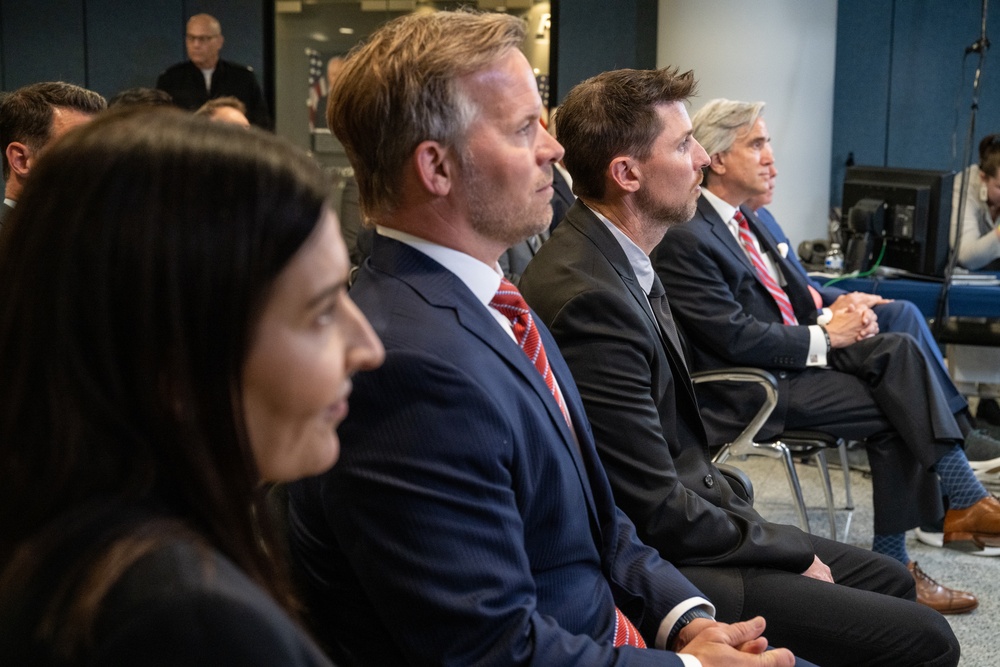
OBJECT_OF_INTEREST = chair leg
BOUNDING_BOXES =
[837,441,855,510]
[712,440,811,533]
[836,441,855,542]
[813,449,838,540]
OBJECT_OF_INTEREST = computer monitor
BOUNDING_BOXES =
[840,166,956,277]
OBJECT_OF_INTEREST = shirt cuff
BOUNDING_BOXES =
[678,655,704,667]
[807,324,828,366]
[654,597,715,651]
[816,307,833,325]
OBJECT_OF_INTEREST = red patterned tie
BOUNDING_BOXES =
[491,279,644,649]
[734,210,798,325]
[490,278,571,427]
[613,607,647,648]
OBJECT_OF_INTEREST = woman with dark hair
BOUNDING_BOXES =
[0,109,383,664]
[952,133,1000,271]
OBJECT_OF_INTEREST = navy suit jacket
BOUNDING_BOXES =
[550,166,576,231]
[754,207,845,305]
[652,195,827,443]
[288,234,705,666]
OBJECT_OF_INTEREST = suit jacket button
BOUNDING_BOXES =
[778,371,788,379]
[704,474,714,488]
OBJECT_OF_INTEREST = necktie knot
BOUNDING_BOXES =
[490,278,534,347]
[647,273,666,300]
[734,209,750,230]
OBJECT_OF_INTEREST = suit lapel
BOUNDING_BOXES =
[699,197,758,278]
[741,208,818,321]
[564,203,700,409]
[699,198,815,322]
[368,235,601,522]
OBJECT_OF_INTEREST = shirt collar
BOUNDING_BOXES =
[702,188,739,228]
[376,225,502,307]
[586,204,657,296]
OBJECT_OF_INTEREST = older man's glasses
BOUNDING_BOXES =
[186,34,219,44]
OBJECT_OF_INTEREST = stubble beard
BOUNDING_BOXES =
[636,182,699,231]
[462,154,552,250]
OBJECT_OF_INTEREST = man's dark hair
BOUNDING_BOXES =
[979,133,1000,178]
[0,82,107,179]
[107,87,174,110]
[557,67,697,200]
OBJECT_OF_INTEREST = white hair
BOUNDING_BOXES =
[691,98,766,157]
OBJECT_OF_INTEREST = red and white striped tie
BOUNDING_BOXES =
[734,210,798,325]
[492,279,643,650]
[490,278,571,427]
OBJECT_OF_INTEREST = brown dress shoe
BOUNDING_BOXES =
[908,561,978,614]
[943,495,1000,550]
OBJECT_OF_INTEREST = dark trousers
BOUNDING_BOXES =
[784,332,961,533]
[679,534,960,667]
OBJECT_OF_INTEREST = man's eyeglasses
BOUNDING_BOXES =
[186,34,219,44]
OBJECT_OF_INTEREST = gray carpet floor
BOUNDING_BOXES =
[735,451,998,667]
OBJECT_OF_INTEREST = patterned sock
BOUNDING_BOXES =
[937,445,989,510]
[872,532,909,564]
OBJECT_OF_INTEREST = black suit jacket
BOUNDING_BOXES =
[550,166,576,231]
[0,201,12,229]
[652,196,829,443]
[520,201,814,572]
[0,537,331,666]
[156,59,271,129]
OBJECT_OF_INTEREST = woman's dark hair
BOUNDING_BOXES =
[0,109,331,653]
[978,133,1000,177]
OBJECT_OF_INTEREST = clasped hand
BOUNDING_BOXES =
[674,617,795,666]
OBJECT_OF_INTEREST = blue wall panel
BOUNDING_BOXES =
[833,0,1000,205]
[886,0,1000,171]
[555,0,656,105]
[830,0,894,205]
[0,0,266,105]
[85,0,182,98]
[1,0,86,89]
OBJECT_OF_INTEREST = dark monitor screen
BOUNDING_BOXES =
[840,166,956,277]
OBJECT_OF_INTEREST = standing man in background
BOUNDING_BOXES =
[156,14,271,130]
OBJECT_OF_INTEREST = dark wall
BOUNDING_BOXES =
[832,0,1000,205]
[0,0,266,101]
[553,0,657,105]
[2,0,652,117]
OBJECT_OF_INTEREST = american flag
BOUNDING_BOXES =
[306,48,327,131]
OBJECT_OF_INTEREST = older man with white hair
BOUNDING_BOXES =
[654,98,1000,614]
